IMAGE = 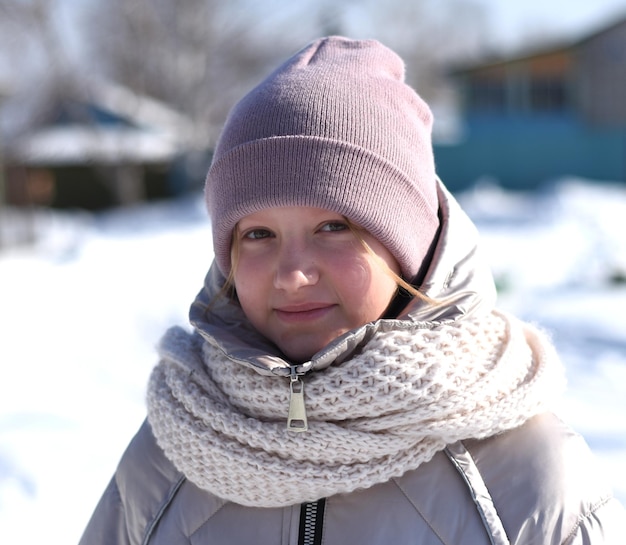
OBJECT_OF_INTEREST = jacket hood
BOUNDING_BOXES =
[188,179,497,376]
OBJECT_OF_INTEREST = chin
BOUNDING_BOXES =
[281,348,315,364]
[278,340,322,364]
[279,334,342,364]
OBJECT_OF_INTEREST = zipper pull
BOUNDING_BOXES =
[287,368,308,432]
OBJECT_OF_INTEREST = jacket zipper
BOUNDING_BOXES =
[287,367,308,432]
[298,499,326,545]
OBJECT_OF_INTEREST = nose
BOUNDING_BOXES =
[273,244,319,292]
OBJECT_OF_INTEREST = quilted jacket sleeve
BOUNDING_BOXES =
[463,413,626,545]
[79,476,132,545]
[564,496,626,545]
[77,420,186,545]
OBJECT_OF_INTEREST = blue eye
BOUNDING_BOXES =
[244,229,272,240]
[320,222,348,232]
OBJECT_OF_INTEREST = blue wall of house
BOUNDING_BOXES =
[433,115,626,191]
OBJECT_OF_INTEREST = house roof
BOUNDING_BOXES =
[9,125,182,166]
[85,79,194,137]
[449,12,626,75]
[2,76,196,166]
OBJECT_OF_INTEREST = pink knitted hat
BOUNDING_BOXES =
[205,36,439,280]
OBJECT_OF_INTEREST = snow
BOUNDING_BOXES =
[12,126,183,165]
[1,179,625,544]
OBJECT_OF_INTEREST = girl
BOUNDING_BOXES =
[80,36,625,544]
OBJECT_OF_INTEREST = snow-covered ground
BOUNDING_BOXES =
[1,179,625,544]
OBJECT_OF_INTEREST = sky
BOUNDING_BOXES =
[58,0,626,56]
[12,0,626,92]
[478,0,626,50]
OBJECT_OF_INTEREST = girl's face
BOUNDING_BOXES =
[233,206,400,362]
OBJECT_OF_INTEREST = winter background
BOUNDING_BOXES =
[1,178,625,544]
[2,0,626,543]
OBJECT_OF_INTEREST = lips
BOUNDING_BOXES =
[274,302,335,323]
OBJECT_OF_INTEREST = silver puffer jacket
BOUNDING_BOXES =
[79,183,626,544]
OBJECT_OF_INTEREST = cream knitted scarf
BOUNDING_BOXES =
[147,310,565,508]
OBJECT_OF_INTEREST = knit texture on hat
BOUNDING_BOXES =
[147,311,565,507]
[205,36,440,280]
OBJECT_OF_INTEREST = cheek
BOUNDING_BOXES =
[338,254,371,288]
[233,256,267,314]
[331,252,396,311]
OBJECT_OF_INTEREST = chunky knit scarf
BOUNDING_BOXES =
[147,310,564,508]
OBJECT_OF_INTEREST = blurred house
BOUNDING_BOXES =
[435,15,626,191]
[1,79,204,210]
